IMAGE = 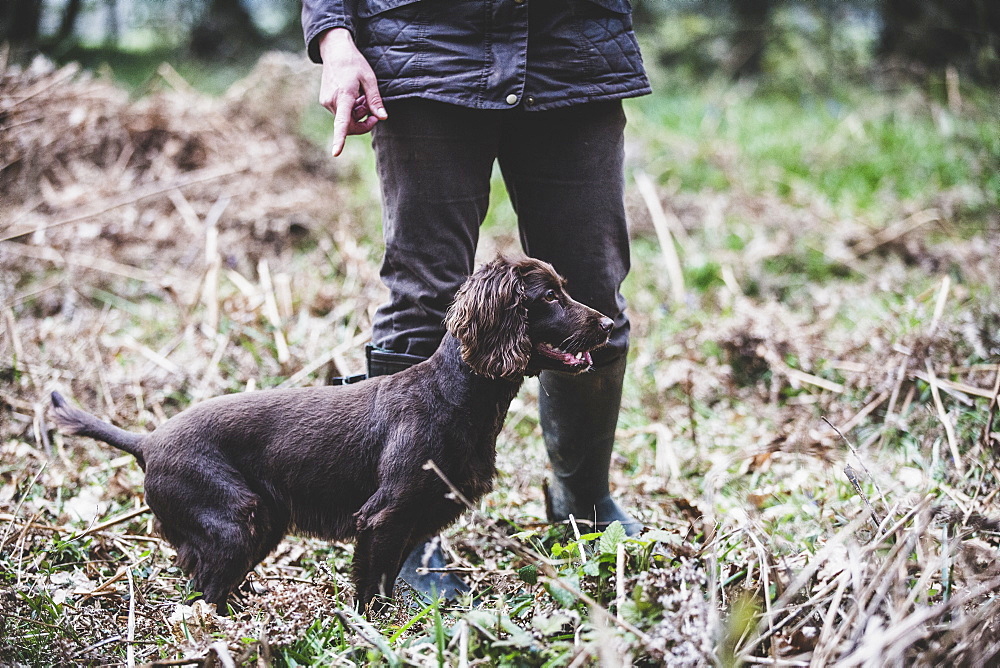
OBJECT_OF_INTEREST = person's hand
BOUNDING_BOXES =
[318,28,388,157]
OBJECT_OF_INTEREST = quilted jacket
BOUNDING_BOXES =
[301,0,650,110]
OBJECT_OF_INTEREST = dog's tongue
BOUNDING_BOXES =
[538,344,592,368]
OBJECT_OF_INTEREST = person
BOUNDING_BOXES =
[301,0,650,600]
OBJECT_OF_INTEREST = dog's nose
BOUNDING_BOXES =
[599,316,614,334]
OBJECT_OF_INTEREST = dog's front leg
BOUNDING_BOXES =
[354,525,414,617]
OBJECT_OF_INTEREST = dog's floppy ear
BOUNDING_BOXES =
[445,258,531,379]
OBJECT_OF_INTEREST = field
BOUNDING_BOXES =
[2,47,999,666]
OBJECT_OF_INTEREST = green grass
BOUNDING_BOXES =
[51,45,258,96]
[630,71,1000,220]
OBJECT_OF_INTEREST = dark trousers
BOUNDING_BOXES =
[370,98,630,366]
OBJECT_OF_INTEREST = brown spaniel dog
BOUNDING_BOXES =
[51,256,613,615]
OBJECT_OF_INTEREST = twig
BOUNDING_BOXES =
[634,170,685,306]
[200,197,223,337]
[33,401,52,456]
[458,620,470,668]
[9,62,80,108]
[743,658,810,666]
[981,365,1000,453]
[277,331,368,389]
[746,527,775,638]
[156,62,199,95]
[839,390,890,435]
[0,513,63,533]
[93,340,117,419]
[274,271,294,321]
[929,275,951,336]
[686,369,699,451]
[781,365,844,394]
[810,570,851,666]
[910,370,986,403]
[194,333,231,399]
[168,189,203,235]
[566,647,593,668]
[652,422,681,481]
[70,505,150,541]
[762,347,843,394]
[837,503,931,648]
[945,65,963,113]
[333,608,401,667]
[122,336,185,378]
[78,555,151,602]
[736,514,869,660]
[0,463,48,555]
[615,542,626,622]
[417,567,515,575]
[1,164,248,242]
[925,360,964,475]
[70,635,124,659]
[849,209,940,257]
[3,304,37,391]
[844,465,883,530]
[258,258,290,364]
[815,506,930,665]
[1,242,167,285]
[823,417,887,503]
[126,566,137,668]
[209,641,238,668]
[141,658,202,667]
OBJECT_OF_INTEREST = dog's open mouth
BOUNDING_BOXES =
[536,343,593,371]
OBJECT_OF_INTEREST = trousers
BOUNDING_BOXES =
[370,98,631,366]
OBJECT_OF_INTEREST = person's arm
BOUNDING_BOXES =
[302,0,387,157]
[317,27,387,157]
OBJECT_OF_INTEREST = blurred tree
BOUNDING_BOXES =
[56,0,83,43]
[104,0,119,47]
[190,0,264,59]
[880,0,1000,82]
[1,0,43,46]
[730,0,774,78]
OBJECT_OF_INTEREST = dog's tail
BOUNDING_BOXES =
[50,391,146,467]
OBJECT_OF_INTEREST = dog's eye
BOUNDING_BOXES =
[543,290,558,303]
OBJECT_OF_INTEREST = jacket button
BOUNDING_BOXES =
[505,93,518,105]
[526,96,535,106]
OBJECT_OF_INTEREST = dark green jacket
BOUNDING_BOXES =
[302,0,650,110]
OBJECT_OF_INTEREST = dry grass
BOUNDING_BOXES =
[2,52,1000,666]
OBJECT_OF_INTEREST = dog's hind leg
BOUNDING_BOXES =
[147,465,287,613]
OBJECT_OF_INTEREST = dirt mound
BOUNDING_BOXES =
[0,52,383,442]
[1,52,340,284]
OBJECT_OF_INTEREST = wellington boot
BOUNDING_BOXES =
[540,356,642,536]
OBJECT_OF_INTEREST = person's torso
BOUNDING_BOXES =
[353,0,650,110]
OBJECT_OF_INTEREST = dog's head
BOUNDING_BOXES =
[444,256,614,379]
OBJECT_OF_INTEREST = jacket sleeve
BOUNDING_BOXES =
[301,0,356,63]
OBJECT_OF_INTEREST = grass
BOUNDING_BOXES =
[49,45,260,96]
[631,70,1000,221]
[2,42,1000,665]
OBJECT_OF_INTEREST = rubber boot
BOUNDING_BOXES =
[540,355,643,536]
[365,345,471,601]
